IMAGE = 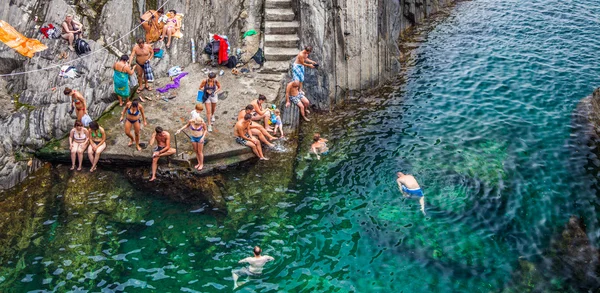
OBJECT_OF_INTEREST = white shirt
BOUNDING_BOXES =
[190,110,201,120]
[238,255,274,274]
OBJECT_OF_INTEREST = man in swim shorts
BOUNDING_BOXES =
[148,126,177,182]
[234,114,268,160]
[232,246,275,289]
[130,38,155,94]
[397,171,426,215]
[285,80,311,122]
[292,46,318,93]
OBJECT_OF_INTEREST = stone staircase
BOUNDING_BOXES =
[258,0,299,78]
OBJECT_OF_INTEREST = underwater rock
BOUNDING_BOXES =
[123,168,227,214]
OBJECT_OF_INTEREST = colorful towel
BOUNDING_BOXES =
[0,20,47,58]
[156,72,188,93]
[213,34,229,64]
[292,63,305,82]
[173,14,184,38]
[113,69,130,97]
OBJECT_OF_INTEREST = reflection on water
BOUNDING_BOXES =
[2,0,600,291]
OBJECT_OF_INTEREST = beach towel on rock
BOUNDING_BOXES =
[157,72,188,93]
[213,34,229,64]
[0,20,47,58]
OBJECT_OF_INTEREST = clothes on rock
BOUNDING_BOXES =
[113,69,130,97]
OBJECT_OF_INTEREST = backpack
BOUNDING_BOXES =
[225,56,238,69]
[252,48,266,65]
[210,40,220,67]
[74,39,91,55]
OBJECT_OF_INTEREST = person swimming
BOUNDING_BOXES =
[311,133,328,160]
[397,171,426,215]
[232,246,274,289]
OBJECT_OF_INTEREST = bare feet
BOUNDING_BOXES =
[196,165,203,170]
[77,167,82,171]
[305,109,310,114]
[138,96,146,102]
[128,140,133,147]
[260,157,269,161]
[70,166,75,170]
[90,166,96,173]
[136,145,142,151]
[149,176,156,182]
[303,117,311,122]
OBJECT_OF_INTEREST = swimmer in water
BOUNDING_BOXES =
[397,171,426,215]
[232,246,274,289]
[311,133,328,160]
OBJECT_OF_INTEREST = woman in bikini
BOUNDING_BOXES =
[87,121,106,172]
[198,72,221,132]
[113,55,135,106]
[69,121,89,171]
[176,117,208,170]
[159,10,180,49]
[64,87,87,122]
[120,99,147,151]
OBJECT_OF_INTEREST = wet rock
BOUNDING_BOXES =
[123,168,227,214]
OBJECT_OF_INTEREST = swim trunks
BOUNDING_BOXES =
[154,146,165,152]
[289,92,304,105]
[190,135,203,143]
[402,185,424,197]
[292,63,305,82]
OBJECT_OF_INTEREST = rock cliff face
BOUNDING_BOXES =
[0,0,261,189]
[297,0,455,110]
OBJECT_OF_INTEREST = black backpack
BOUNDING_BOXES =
[252,48,266,65]
[226,56,238,68]
[74,39,91,55]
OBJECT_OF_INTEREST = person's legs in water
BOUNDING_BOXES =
[251,128,274,148]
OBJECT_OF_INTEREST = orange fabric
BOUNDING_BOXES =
[0,20,47,58]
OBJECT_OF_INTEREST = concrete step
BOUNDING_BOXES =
[264,47,298,61]
[265,0,292,8]
[256,73,286,82]
[259,60,291,73]
[265,21,299,35]
[265,34,299,48]
[265,9,295,21]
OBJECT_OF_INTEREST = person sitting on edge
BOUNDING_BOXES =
[396,171,426,215]
[64,87,87,122]
[87,121,106,173]
[292,46,318,93]
[61,14,84,51]
[190,103,204,120]
[311,133,328,160]
[272,109,284,138]
[285,80,311,122]
[148,127,177,182]
[69,121,89,171]
[129,38,155,96]
[237,105,276,147]
[250,94,273,131]
[232,246,275,289]
[234,114,268,160]
[159,10,180,49]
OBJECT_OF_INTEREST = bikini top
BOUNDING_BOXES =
[74,129,87,140]
[204,79,216,93]
[127,107,140,116]
[91,129,102,138]
[190,124,204,131]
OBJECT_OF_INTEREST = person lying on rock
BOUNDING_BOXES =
[64,87,87,122]
[148,126,177,182]
[250,94,273,131]
[237,105,276,147]
[396,171,426,215]
[61,14,84,51]
[285,80,311,122]
[292,46,318,93]
[159,10,180,49]
[234,114,268,160]
[130,38,155,97]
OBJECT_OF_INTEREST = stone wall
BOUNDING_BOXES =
[297,0,455,110]
[0,0,262,189]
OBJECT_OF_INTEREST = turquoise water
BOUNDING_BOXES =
[3,0,600,291]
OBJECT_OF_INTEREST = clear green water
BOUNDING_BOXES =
[3,0,600,291]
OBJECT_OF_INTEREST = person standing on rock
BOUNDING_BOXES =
[130,38,155,96]
[113,55,135,106]
[292,46,318,93]
[64,87,87,122]
[285,80,311,122]
[199,72,221,132]
[237,105,276,147]
[176,117,208,171]
[61,14,84,51]
[69,121,89,171]
[234,114,268,160]
[120,100,147,151]
[148,126,177,182]
[232,246,275,289]
[396,171,426,215]
[250,94,274,131]
[87,121,106,173]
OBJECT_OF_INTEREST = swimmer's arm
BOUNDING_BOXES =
[396,178,404,191]
[265,256,274,262]
[311,145,320,160]
[238,257,249,264]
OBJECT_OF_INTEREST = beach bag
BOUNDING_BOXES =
[196,90,204,103]
[81,114,92,127]
[225,56,237,68]
[129,72,138,88]
[74,38,91,55]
